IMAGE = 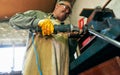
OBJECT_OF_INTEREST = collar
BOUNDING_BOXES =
[47,13,57,19]
[48,13,64,24]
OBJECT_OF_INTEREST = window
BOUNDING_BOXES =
[0,46,26,73]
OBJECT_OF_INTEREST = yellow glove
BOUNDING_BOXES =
[38,19,54,36]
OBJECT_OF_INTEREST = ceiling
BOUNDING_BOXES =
[0,0,57,20]
[0,21,28,46]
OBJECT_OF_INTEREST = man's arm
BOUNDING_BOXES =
[9,10,46,30]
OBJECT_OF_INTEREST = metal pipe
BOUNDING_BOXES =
[88,28,120,48]
[102,0,111,10]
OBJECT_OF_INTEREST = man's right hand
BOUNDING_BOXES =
[38,19,54,36]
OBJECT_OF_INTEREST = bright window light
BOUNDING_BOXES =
[0,46,26,73]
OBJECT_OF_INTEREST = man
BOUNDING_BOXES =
[9,1,72,75]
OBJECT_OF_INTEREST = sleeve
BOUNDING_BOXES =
[9,10,43,30]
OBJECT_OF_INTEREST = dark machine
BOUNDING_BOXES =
[69,3,120,75]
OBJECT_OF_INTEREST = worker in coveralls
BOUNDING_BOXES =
[9,1,73,75]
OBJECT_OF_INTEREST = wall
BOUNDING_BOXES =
[70,0,120,25]
[107,0,120,18]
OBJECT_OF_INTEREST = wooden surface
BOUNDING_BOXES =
[79,56,120,75]
[0,0,56,20]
